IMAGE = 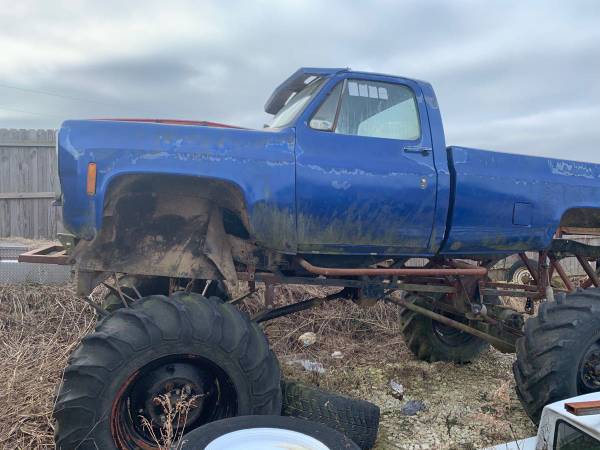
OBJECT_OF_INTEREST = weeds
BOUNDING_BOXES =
[0,280,536,449]
[140,392,201,450]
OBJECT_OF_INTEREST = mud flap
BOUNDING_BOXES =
[203,207,237,282]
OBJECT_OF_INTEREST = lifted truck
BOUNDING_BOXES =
[23,67,600,449]
[486,392,600,450]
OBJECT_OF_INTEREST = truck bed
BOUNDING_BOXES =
[442,146,600,255]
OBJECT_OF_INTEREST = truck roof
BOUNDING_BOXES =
[545,391,600,439]
[264,66,431,115]
[264,67,347,114]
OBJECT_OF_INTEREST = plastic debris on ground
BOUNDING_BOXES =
[298,331,317,347]
[400,400,425,416]
[389,379,404,400]
[287,359,326,374]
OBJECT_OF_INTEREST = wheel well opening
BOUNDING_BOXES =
[103,173,252,239]
[559,208,600,230]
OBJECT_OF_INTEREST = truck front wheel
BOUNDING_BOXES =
[54,293,281,449]
[400,294,490,363]
[514,289,600,423]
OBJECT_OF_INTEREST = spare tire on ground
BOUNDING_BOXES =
[281,380,380,450]
[53,292,281,449]
[179,415,360,450]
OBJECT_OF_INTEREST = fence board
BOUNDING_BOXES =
[0,128,60,238]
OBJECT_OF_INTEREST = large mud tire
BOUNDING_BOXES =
[506,259,537,284]
[514,289,600,423]
[281,380,380,450]
[400,294,490,363]
[53,292,281,449]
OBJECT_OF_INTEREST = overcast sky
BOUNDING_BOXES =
[1,0,599,161]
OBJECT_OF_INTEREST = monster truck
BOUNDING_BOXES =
[22,67,600,448]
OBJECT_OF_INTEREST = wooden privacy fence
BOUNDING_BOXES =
[0,128,63,238]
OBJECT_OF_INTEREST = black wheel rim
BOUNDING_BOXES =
[578,342,600,393]
[111,354,237,449]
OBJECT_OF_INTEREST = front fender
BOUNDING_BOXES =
[58,119,297,252]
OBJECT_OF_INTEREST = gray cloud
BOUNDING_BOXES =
[0,0,599,161]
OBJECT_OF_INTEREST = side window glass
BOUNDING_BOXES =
[554,420,600,450]
[336,80,420,141]
[310,82,343,131]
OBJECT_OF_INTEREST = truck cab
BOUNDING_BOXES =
[266,68,449,256]
[486,392,600,450]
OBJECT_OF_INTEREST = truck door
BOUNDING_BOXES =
[295,76,437,255]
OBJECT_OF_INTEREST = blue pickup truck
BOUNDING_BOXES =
[35,68,600,449]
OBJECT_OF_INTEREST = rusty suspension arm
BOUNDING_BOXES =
[385,296,517,353]
[296,257,488,277]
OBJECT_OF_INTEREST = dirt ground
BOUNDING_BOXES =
[0,282,536,449]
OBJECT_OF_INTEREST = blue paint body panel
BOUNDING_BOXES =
[440,147,600,255]
[294,73,439,254]
[58,120,297,251]
[57,67,600,259]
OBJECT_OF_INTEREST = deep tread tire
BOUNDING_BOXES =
[281,380,380,450]
[514,288,600,423]
[400,294,489,363]
[54,293,281,449]
[506,259,537,284]
[179,415,361,449]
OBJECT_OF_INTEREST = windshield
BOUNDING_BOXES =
[269,78,326,128]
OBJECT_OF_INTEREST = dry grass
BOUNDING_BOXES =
[0,282,534,449]
[0,283,97,449]
[0,282,405,448]
[140,392,201,450]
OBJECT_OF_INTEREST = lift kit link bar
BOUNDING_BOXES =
[386,296,516,353]
[296,257,488,277]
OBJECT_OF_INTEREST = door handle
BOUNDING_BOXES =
[403,146,431,156]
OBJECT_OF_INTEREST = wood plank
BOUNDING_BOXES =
[0,130,60,238]
[565,400,600,416]
[18,244,70,265]
[44,147,59,237]
[0,192,56,199]
[0,143,54,148]
[8,148,21,236]
[0,200,9,237]
[31,147,40,238]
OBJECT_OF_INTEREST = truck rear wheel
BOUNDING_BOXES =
[400,294,489,363]
[54,292,281,449]
[514,288,600,423]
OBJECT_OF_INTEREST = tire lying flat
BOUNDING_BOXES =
[514,289,600,423]
[53,292,281,449]
[281,380,380,450]
[179,415,360,450]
